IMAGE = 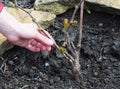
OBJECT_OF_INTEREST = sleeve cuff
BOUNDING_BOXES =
[0,2,3,13]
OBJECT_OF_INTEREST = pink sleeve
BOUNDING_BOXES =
[0,2,3,13]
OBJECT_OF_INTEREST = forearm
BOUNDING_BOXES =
[0,6,21,37]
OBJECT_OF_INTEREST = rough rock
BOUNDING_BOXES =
[0,34,13,55]
[5,7,56,28]
[85,0,120,15]
[34,0,78,15]
[0,7,56,55]
[34,0,120,15]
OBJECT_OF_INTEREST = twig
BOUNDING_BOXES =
[67,0,84,32]
[62,30,68,47]
[70,0,84,24]
[77,0,84,48]
[63,0,84,48]
[70,42,76,51]
[67,42,76,57]
[0,57,7,73]
[73,0,85,84]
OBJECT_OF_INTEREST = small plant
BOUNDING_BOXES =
[58,0,85,83]
[14,0,85,87]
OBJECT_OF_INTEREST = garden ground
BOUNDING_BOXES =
[0,7,120,89]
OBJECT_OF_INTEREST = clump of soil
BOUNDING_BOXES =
[0,5,120,89]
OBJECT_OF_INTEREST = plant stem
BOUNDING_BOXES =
[77,0,84,48]
[73,0,84,83]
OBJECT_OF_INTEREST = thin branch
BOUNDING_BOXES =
[68,0,84,31]
[70,0,84,23]
[62,30,68,47]
[0,57,7,73]
[64,51,74,62]
[70,42,76,51]
[77,0,84,48]
[62,52,74,65]
[67,42,76,57]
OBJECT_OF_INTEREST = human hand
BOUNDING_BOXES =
[6,23,54,52]
[0,8,54,52]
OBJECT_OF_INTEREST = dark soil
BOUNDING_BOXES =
[0,4,120,89]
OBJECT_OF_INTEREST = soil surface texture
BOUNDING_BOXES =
[0,7,120,89]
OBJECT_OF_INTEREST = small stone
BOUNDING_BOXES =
[94,72,98,76]
[45,62,49,67]
[14,56,18,60]
[97,56,103,62]
[8,61,14,65]
[98,23,103,27]
[112,28,115,32]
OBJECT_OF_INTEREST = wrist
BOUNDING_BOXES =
[0,8,21,37]
[0,8,20,24]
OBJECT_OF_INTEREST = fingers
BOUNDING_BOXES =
[39,30,55,44]
[26,44,41,52]
[25,39,52,52]
[36,43,46,50]
[26,23,54,46]
[46,46,51,51]
[35,32,54,46]
[20,23,54,52]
